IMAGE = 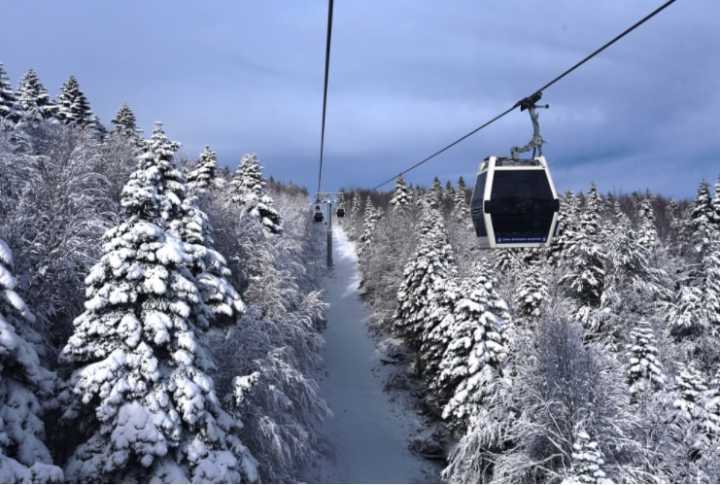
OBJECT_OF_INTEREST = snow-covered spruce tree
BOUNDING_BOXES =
[561,184,606,326]
[702,238,720,330]
[549,191,582,264]
[358,196,381,257]
[0,64,19,125]
[673,362,709,422]
[431,176,443,204]
[137,125,244,327]
[418,277,462,387]
[637,197,658,255]
[690,181,715,256]
[0,240,63,483]
[187,146,218,195]
[390,175,411,214]
[231,153,282,234]
[56,76,94,128]
[110,103,143,142]
[564,426,611,484]
[60,151,257,482]
[668,285,707,338]
[16,69,57,124]
[451,183,470,223]
[712,177,720,226]
[437,272,510,425]
[514,262,550,321]
[394,208,456,349]
[625,320,665,401]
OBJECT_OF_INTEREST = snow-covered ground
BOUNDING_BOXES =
[302,226,439,483]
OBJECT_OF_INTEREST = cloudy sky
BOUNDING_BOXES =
[1,1,717,197]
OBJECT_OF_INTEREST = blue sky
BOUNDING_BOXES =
[1,1,717,197]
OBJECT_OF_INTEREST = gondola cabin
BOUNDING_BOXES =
[471,155,559,249]
[336,207,346,218]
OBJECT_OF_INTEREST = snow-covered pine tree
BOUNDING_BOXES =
[514,262,549,321]
[690,181,715,256]
[673,362,709,422]
[493,248,518,274]
[56,76,94,128]
[16,69,57,124]
[390,176,411,213]
[713,177,720,227]
[561,185,606,325]
[444,180,455,204]
[418,277,462,386]
[0,240,63,483]
[0,64,19,125]
[669,285,707,337]
[394,209,456,349]
[625,320,665,400]
[60,149,256,482]
[637,197,658,255]
[451,184,470,223]
[564,426,611,484]
[549,191,581,264]
[231,153,282,234]
[703,238,720,330]
[431,176,443,205]
[134,125,244,327]
[111,103,142,142]
[358,196,381,256]
[705,369,720,439]
[438,271,510,425]
[349,192,362,221]
[187,146,218,195]
[608,200,648,290]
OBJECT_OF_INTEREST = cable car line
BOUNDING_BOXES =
[370,0,677,191]
[316,0,335,199]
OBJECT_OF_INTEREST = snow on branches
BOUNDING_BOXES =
[60,128,256,482]
[0,239,63,483]
[231,153,282,234]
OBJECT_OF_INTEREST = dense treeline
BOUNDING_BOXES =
[342,171,720,483]
[0,65,329,482]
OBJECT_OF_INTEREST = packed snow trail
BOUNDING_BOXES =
[305,226,438,483]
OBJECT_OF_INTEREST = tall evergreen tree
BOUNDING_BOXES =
[389,176,411,213]
[702,239,720,330]
[669,285,707,338]
[111,103,142,142]
[690,181,714,256]
[637,197,658,254]
[60,145,256,482]
[549,191,581,264]
[16,69,57,123]
[451,185,470,223]
[625,320,665,400]
[561,185,606,324]
[394,210,456,348]
[515,263,549,321]
[0,240,63,483]
[358,196,382,256]
[187,146,218,194]
[56,76,94,127]
[0,64,19,125]
[231,153,282,234]
[438,271,509,424]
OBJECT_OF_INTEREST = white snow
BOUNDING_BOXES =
[303,225,439,483]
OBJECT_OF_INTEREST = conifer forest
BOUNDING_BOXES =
[1,1,719,484]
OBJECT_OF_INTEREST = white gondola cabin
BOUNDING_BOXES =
[471,155,559,249]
